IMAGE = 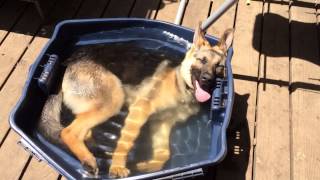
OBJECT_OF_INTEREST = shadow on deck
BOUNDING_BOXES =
[0,0,179,39]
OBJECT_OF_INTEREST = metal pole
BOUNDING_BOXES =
[174,0,188,25]
[201,0,238,31]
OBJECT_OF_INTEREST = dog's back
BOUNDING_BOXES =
[69,43,181,85]
[37,43,180,144]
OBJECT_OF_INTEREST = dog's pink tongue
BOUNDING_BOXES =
[195,80,211,102]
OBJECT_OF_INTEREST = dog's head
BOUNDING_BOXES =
[180,23,234,102]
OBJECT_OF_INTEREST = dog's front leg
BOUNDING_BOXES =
[109,98,154,178]
[136,119,174,172]
[61,108,120,174]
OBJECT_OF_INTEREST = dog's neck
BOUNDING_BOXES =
[175,66,194,102]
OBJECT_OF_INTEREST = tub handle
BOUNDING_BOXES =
[17,139,46,162]
[38,54,60,94]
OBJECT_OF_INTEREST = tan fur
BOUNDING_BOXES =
[43,23,234,178]
[109,27,234,177]
[60,60,125,174]
[109,62,198,177]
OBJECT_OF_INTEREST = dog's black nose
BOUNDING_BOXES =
[200,72,212,82]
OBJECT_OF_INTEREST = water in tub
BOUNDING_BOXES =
[38,28,214,178]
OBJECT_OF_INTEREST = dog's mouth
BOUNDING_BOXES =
[191,71,213,102]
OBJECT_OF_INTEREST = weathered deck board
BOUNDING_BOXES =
[291,0,320,179]
[254,1,290,179]
[207,0,236,37]
[130,0,160,18]
[182,0,211,29]
[291,90,320,180]
[74,0,110,19]
[231,1,261,77]
[21,157,58,180]
[42,0,85,36]
[156,0,180,23]
[102,0,135,18]
[155,1,179,24]
[0,5,42,88]
[0,132,30,179]
[0,4,43,143]
[0,0,27,44]
[0,0,83,179]
[291,2,320,86]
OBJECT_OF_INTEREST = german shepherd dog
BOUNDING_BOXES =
[38,23,233,178]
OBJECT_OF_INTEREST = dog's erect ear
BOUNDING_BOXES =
[193,22,209,49]
[218,28,234,52]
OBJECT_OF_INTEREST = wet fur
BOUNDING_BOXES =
[37,23,234,178]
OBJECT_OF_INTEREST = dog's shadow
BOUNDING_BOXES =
[196,93,251,180]
[216,93,251,180]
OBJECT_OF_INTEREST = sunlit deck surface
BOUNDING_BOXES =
[0,0,319,179]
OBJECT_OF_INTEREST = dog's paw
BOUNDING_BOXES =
[136,161,150,172]
[82,156,98,175]
[136,161,163,172]
[109,165,130,178]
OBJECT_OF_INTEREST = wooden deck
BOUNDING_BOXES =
[0,0,319,179]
